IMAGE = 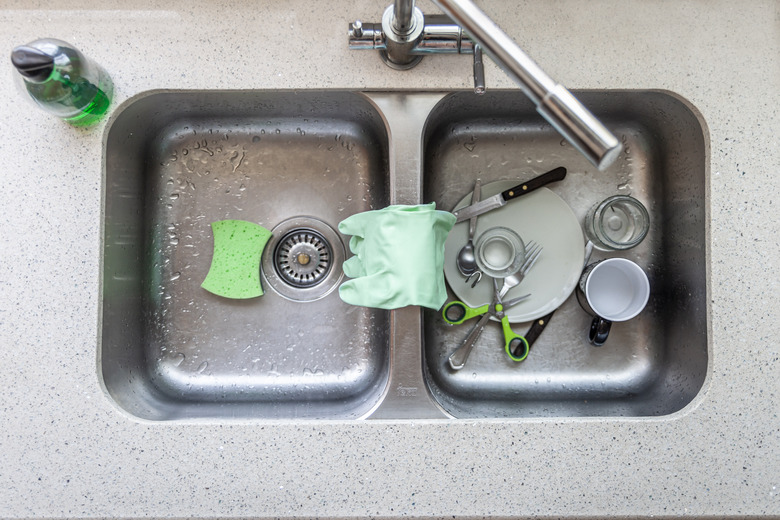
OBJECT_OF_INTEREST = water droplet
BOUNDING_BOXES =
[252,135,261,143]
[170,352,185,367]
[170,272,181,281]
[464,141,476,152]
[197,361,209,373]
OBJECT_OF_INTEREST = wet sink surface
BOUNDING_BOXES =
[101,89,709,421]
[422,91,709,418]
[101,91,390,420]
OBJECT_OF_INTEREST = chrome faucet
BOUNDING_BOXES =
[349,0,621,170]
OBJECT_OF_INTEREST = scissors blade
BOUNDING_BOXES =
[448,312,491,370]
[503,293,532,308]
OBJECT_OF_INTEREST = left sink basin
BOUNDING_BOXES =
[100,91,391,420]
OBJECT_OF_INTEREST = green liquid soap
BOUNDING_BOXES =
[11,38,113,127]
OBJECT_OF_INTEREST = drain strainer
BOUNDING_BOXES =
[273,229,332,288]
[262,217,345,302]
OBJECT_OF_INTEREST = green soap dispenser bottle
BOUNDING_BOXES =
[11,38,113,126]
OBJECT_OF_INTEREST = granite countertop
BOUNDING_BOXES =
[1,0,778,517]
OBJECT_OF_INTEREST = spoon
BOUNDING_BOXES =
[456,179,482,284]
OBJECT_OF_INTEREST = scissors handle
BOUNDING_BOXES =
[442,301,490,325]
[501,316,529,362]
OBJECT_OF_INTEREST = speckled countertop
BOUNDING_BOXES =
[1,0,778,518]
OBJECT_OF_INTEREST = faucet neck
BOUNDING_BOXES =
[393,0,416,33]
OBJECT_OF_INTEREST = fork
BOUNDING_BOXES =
[499,241,542,298]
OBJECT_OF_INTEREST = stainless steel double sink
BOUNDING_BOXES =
[100,90,709,421]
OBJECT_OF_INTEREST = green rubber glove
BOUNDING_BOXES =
[338,203,456,310]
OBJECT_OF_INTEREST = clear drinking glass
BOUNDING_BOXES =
[475,226,526,279]
[584,195,649,250]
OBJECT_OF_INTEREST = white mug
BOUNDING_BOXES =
[578,258,650,345]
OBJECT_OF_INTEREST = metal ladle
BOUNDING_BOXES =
[456,179,482,287]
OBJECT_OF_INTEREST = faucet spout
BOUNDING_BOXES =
[350,0,622,169]
[432,0,621,170]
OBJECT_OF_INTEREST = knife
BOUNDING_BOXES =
[452,166,567,223]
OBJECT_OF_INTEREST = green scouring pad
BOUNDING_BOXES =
[201,220,272,299]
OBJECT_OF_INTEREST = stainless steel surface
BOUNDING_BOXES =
[498,241,541,298]
[422,90,709,418]
[101,89,708,421]
[101,90,394,421]
[349,0,622,169]
[455,179,480,279]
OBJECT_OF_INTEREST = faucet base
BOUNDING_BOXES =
[379,50,424,70]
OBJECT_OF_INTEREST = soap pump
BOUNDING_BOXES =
[11,38,113,126]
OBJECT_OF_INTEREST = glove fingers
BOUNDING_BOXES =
[342,255,366,278]
[337,213,366,237]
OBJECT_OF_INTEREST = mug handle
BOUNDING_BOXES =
[589,316,611,346]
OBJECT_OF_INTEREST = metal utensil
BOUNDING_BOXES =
[499,241,542,298]
[453,167,567,223]
[445,279,532,370]
[456,179,482,284]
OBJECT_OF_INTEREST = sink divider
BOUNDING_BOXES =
[361,92,451,419]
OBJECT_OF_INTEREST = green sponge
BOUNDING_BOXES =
[201,220,272,299]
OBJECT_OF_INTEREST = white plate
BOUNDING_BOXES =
[444,182,585,323]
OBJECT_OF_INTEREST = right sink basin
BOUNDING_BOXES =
[422,90,709,418]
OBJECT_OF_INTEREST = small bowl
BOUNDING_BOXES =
[475,226,526,279]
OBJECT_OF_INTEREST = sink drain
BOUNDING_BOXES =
[262,217,345,302]
[274,229,332,288]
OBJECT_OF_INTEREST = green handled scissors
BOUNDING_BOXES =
[443,279,532,369]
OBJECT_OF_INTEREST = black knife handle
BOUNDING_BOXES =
[512,311,556,357]
[500,167,567,202]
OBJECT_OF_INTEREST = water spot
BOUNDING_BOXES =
[464,141,476,152]
[170,352,185,367]
[252,135,261,143]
